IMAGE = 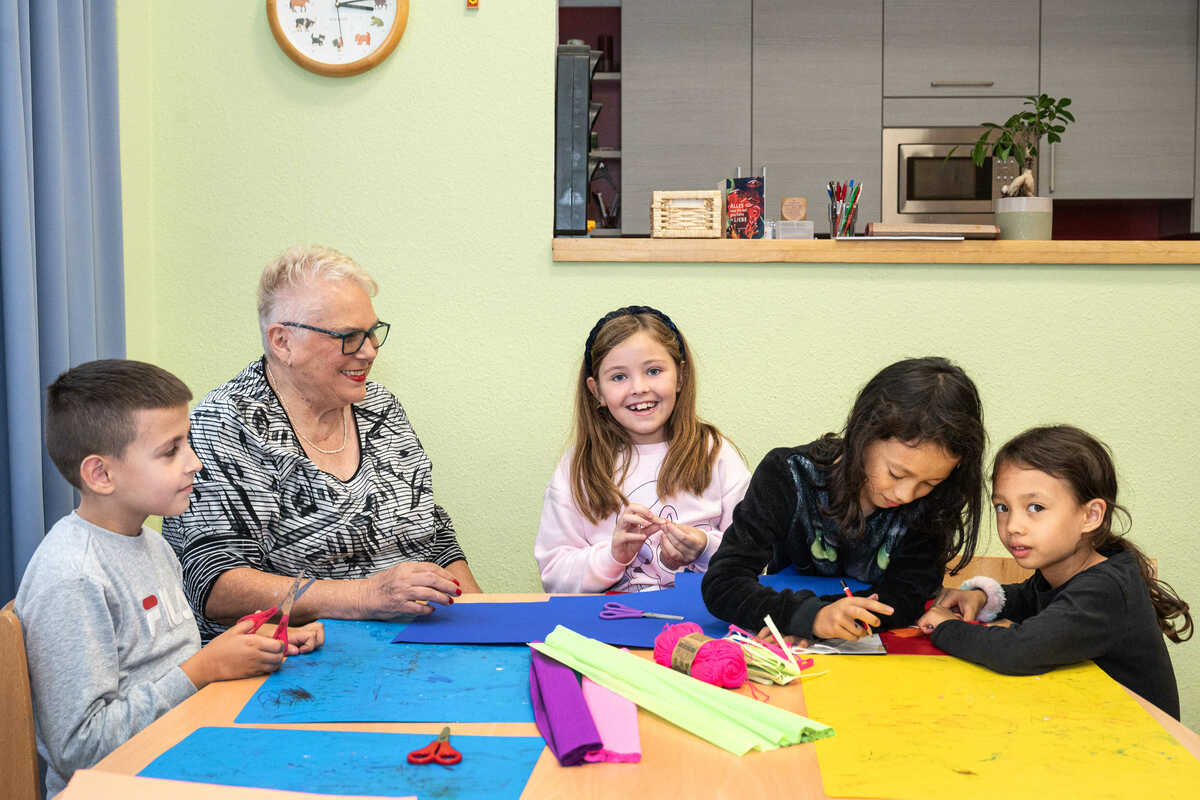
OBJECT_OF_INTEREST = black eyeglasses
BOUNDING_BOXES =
[281,321,391,355]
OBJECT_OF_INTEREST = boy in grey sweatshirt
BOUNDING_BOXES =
[14,360,324,798]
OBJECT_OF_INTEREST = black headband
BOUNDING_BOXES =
[583,305,685,376]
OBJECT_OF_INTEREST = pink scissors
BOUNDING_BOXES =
[236,570,316,644]
[598,602,684,621]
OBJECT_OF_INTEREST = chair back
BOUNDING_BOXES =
[944,555,1032,588]
[0,600,41,800]
[946,554,1157,589]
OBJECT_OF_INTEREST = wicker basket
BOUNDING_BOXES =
[651,190,723,238]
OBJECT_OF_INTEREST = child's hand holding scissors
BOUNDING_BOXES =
[933,586,988,621]
[916,604,960,633]
[658,521,708,570]
[611,503,664,563]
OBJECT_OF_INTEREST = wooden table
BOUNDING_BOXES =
[89,593,1200,799]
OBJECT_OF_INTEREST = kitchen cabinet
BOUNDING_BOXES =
[621,0,751,236]
[1042,0,1196,200]
[754,0,882,233]
[884,0,1039,98]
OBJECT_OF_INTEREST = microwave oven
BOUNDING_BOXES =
[881,127,1036,225]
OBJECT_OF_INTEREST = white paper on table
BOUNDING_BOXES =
[797,634,886,655]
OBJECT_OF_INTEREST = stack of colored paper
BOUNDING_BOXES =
[530,626,833,756]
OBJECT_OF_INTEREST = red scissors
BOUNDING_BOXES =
[236,570,316,645]
[406,726,462,766]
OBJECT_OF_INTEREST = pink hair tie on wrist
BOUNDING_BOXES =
[958,576,1006,623]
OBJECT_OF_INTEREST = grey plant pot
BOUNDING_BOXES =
[995,196,1053,240]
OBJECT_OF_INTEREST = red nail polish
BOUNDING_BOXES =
[452,578,460,586]
[448,597,454,605]
[456,588,462,596]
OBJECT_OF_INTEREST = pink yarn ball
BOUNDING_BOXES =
[653,622,747,689]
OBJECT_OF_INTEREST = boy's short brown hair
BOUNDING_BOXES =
[45,359,193,490]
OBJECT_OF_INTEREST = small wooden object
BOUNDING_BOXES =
[780,196,807,221]
[651,190,723,238]
[866,222,1000,239]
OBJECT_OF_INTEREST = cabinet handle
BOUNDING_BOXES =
[929,80,995,87]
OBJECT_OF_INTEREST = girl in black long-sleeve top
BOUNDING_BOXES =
[918,425,1191,719]
[702,357,986,641]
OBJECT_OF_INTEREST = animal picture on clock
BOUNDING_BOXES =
[266,0,409,77]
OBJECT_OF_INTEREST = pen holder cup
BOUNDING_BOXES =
[829,203,858,239]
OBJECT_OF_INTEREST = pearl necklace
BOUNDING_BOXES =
[265,362,348,455]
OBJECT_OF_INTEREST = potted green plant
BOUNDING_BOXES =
[967,94,1075,239]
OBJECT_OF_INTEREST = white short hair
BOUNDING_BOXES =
[257,245,379,347]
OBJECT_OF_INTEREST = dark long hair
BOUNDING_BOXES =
[810,357,985,575]
[994,425,1192,643]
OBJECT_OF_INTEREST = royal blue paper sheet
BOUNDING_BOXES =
[139,726,544,799]
[391,571,871,648]
[235,619,533,724]
[387,600,558,644]
[674,567,869,595]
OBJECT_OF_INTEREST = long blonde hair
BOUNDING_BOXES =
[569,307,730,523]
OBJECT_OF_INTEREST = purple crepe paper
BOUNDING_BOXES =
[529,648,602,766]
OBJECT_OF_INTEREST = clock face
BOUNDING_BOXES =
[267,0,409,76]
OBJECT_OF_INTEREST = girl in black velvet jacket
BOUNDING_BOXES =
[702,357,987,642]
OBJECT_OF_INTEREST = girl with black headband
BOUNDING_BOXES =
[534,306,750,593]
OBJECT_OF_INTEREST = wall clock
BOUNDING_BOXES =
[266,0,410,77]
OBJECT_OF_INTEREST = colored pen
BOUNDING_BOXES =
[840,579,871,636]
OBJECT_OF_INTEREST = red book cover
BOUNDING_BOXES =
[724,177,764,239]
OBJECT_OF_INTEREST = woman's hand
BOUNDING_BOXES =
[357,561,462,618]
[916,604,960,634]
[934,587,988,621]
[611,504,664,564]
[658,522,708,570]
[284,621,326,655]
[813,594,894,641]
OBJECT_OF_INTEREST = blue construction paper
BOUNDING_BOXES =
[543,590,728,646]
[139,726,544,800]
[389,600,556,644]
[390,572,871,648]
[675,567,869,595]
[391,587,720,648]
[235,619,533,723]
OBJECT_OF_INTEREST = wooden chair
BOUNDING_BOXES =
[944,554,1156,589]
[943,555,1032,588]
[1,600,41,800]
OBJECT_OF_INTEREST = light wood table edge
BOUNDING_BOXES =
[552,237,1200,265]
[92,593,1200,800]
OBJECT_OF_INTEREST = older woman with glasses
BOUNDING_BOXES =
[163,245,480,641]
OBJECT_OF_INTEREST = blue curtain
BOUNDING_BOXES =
[0,0,125,604]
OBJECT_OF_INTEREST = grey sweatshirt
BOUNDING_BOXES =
[14,512,200,798]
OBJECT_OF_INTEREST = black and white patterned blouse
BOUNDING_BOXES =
[162,358,466,641]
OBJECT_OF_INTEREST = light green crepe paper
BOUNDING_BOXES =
[530,626,834,756]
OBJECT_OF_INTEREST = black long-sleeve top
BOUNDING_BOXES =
[702,444,944,639]
[931,549,1180,719]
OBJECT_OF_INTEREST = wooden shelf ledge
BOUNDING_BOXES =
[552,237,1200,265]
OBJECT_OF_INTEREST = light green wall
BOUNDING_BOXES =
[117,1,1200,725]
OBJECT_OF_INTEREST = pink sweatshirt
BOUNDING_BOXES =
[534,439,751,593]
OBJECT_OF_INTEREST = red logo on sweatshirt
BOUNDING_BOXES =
[142,594,158,610]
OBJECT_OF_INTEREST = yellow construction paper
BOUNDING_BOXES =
[803,655,1200,800]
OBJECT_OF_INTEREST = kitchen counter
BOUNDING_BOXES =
[553,238,1200,265]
